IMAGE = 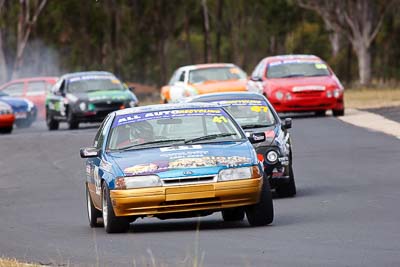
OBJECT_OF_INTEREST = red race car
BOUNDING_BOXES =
[0,77,58,119]
[247,55,344,116]
[0,101,15,134]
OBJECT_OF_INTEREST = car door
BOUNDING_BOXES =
[87,115,113,207]
[47,79,66,119]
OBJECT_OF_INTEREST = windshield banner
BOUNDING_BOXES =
[113,108,227,128]
[212,99,268,107]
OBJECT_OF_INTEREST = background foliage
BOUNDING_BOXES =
[1,0,400,87]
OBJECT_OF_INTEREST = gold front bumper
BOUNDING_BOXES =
[110,177,263,217]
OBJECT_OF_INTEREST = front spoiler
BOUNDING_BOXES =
[110,177,263,217]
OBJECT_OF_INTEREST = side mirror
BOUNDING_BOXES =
[246,132,266,144]
[251,76,263,82]
[282,118,292,130]
[128,86,135,92]
[80,147,100,158]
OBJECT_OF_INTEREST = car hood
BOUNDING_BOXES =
[67,90,133,102]
[107,141,257,179]
[0,96,28,109]
[266,76,337,91]
[191,79,248,94]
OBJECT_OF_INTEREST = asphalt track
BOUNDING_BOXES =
[1,115,400,267]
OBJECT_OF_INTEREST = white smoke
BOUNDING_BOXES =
[15,39,67,78]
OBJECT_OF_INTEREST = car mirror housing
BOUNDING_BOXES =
[247,132,266,144]
[80,147,100,158]
[283,118,292,130]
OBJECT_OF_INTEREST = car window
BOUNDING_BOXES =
[94,116,112,148]
[107,108,244,150]
[26,81,47,96]
[168,70,179,85]
[51,79,63,94]
[67,76,123,93]
[2,83,25,96]
[267,61,330,78]
[178,71,185,82]
[215,99,276,127]
[251,60,266,78]
[188,66,247,84]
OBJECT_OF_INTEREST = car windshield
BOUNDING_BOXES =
[267,61,330,78]
[212,99,276,128]
[107,107,244,150]
[188,67,247,84]
[67,76,125,93]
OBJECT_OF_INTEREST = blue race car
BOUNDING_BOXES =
[0,91,37,128]
[189,92,296,197]
[80,102,273,233]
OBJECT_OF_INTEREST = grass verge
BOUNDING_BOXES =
[345,87,400,109]
[0,258,41,267]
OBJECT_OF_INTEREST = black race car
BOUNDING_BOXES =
[46,71,139,130]
[189,92,296,197]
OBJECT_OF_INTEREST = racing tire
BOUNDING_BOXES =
[67,111,79,130]
[46,110,59,131]
[332,109,345,117]
[245,176,274,226]
[315,110,326,117]
[0,126,13,134]
[102,184,130,233]
[276,164,296,198]
[86,184,102,228]
[222,208,245,222]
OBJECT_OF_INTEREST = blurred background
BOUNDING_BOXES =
[0,0,399,95]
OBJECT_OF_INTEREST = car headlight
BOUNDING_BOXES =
[115,175,162,189]
[275,91,284,100]
[326,91,333,98]
[285,92,292,100]
[333,89,340,98]
[218,166,261,182]
[266,150,278,164]
[79,102,87,111]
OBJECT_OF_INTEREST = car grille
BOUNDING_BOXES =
[293,91,323,97]
[162,175,216,186]
[93,101,124,110]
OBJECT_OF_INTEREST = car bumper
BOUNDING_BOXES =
[110,177,263,217]
[271,96,343,112]
[0,114,15,127]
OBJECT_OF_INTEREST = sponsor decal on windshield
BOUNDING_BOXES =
[269,60,320,66]
[113,108,227,128]
[69,75,115,82]
[213,99,269,113]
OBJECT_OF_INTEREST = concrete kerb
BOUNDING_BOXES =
[338,108,400,140]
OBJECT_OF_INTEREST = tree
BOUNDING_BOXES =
[12,0,48,79]
[297,0,395,85]
[201,0,212,63]
[0,0,7,83]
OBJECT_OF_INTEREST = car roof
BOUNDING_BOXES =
[1,77,58,84]
[177,63,237,72]
[114,102,221,116]
[263,54,322,64]
[61,71,115,80]
[188,92,266,102]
